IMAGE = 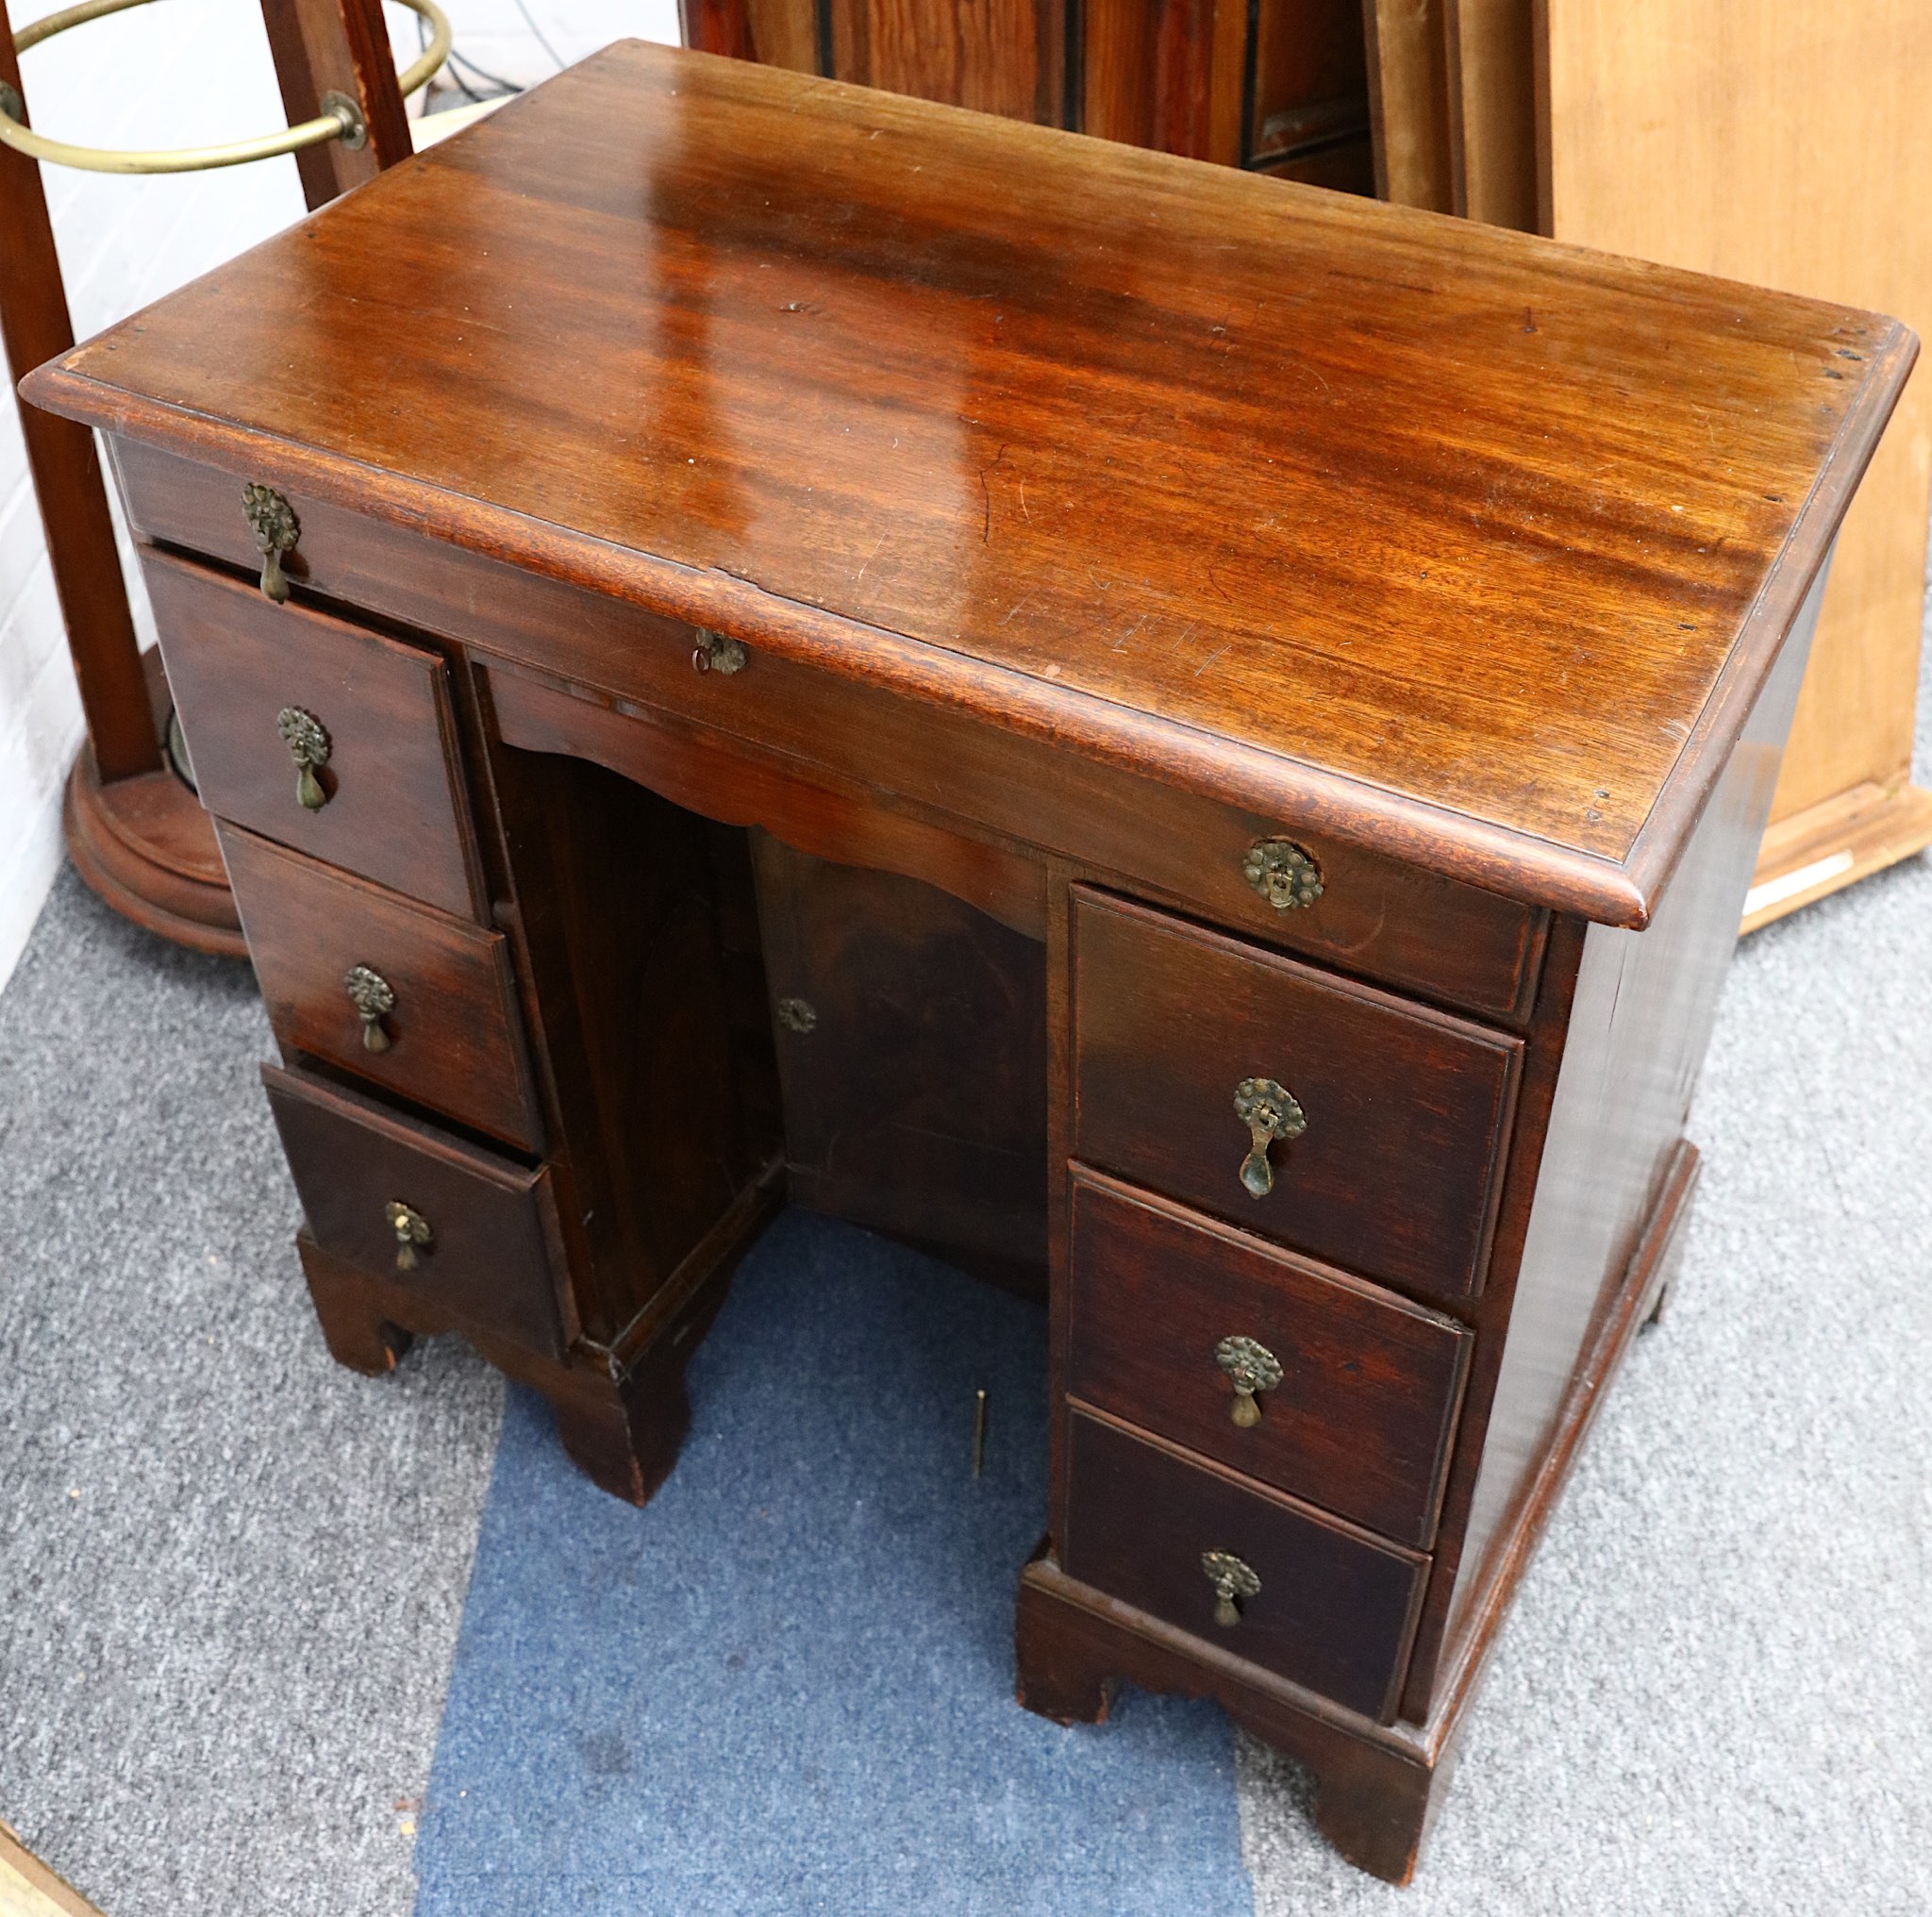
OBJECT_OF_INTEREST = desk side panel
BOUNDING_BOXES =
[1408,563,1822,1719]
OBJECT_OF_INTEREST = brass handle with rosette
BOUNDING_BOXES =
[343,965,395,1053]
[275,706,331,810]
[385,1200,432,1272]
[1242,838,1323,910]
[1201,1550,1260,1627]
[1215,1335,1283,1427]
[242,483,300,604]
[1233,1076,1305,1198]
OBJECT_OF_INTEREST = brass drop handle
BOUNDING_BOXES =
[275,706,331,810]
[344,965,395,1053]
[1215,1335,1282,1427]
[1234,1076,1305,1199]
[691,628,747,675]
[242,482,300,604]
[1201,1550,1260,1627]
[385,1201,432,1272]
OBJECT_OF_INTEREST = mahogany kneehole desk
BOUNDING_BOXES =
[25,42,1910,1884]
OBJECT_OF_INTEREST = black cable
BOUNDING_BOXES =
[508,0,566,74]
[446,45,525,96]
[413,10,526,109]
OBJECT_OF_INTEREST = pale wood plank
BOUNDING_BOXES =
[1360,0,1455,208]
[0,1824,106,1917]
[1442,0,1536,228]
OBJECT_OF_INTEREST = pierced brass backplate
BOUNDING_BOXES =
[691,628,747,675]
[1243,838,1323,911]
[275,706,331,810]
[385,1200,432,1272]
[344,964,395,1052]
[242,483,300,603]
[1201,1549,1260,1627]
[1214,1334,1283,1427]
[1233,1076,1305,1198]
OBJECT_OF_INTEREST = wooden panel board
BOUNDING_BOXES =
[829,0,1062,121]
[1541,0,1932,837]
[1441,0,1536,228]
[0,1822,104,1917]
[1360,0,1454,209]
[1082,0,1246,160]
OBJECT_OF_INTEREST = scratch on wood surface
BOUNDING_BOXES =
[1193,643,1230,676]
[978,443,1010,544]
[854,530,888,585]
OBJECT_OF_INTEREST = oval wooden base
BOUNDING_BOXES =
[62,651,244,959]
[64,752,245,958]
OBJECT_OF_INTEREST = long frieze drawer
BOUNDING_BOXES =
[222,825,541,1151]
[261,1063,568,1359]
[1067,1170,1472,1548]
[142,547,485,920]
[1072,888,1523,1300]
[1061,1409,1427,1723]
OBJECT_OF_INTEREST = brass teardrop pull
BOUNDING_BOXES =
[1214,1334,1283,1427]
[1201,1550,1260,1627]
[343,964,395,1053]
[275,707,331,810]
[385,1200,432,1272]
[242,483,300,604]
[1233,1076,1305,1198]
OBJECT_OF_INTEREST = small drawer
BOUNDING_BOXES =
[262,1062,568,1359]
[1072,889,1522,1300]
[223,825,541,1151]
[143,546,484,919]
[1067,1170,1471,1547]
[1062,1409,1427,1722]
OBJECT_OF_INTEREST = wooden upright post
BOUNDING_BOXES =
[0,0,416,952]
[0,3,158,783]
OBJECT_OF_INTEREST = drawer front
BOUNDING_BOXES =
[262,1062,567,1359]
[143,547,483,919]
[1062,1409,1426,1721]
[223,825,541,1151]
[1072,889,1522,1300]
[118,443,1541,1021]
[1067,1171,1472,1547]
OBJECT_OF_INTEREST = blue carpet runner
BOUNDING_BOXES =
[413,1209,1253,1915]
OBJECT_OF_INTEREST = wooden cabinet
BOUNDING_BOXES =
[682,0,1377,185]
[25,46,1907,1884]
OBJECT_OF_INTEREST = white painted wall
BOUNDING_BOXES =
[0,0,675,991]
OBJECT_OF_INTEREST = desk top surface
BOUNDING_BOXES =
[27,42,1912,924]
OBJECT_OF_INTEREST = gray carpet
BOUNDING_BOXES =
[4,742,1930,1913]
[0,874,504,1917]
